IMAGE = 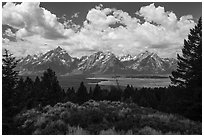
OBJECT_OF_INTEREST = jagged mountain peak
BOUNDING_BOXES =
[119,54,133,62]
[126,53,132,57]
[134,51,159,61]
[94,51,103,54]
[92,51,104,57]
[90,51,116,60]
[17,46,77,75]
[77,50,121,74]
[80,55,88,60]
[25,54,32,58]
[43,46,71,60]
[55,46,63,51]
[125,50,175,73]
[121,53,132,58]
[51,46,67,54]
[137,50,153,57]
[17,47,177,75]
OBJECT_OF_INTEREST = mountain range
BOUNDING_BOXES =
[16,46,177,76]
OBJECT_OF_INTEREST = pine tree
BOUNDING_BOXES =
[34,76,41,87]
[2,49,19,110]
[67,87,77,103]
[15,77,26,111]
[89,87,93,99]
[16,77,25,91]
[24,77,34,92]
[23,77,35,108]
[32,76,42,106]
[76,82,88,104]
[2,49,19,134]
[34,76,41,96]
[170,17,202,88]
[123,85,131,100]
[41,68,62,106]
[109,86,122,101]
[2,49,19,93]
[92,84,101,101]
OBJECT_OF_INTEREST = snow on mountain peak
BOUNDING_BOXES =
[55,46,63,51]
[134,50,154,61]
[119,54,133,62]
[17,48,177,75]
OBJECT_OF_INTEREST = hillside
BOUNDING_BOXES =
[16,100,201,135]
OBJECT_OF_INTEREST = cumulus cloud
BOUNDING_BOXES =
[2,3,196,58]
[137,3,178,29]
[2,2,74,40]
[137,3,195,30]
[2,35,63,57]
[64,4,195,57]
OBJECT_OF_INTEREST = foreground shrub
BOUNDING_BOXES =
[138,126,162,135]
[15,100,202,135]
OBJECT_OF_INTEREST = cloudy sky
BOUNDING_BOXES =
[2,2,202,58]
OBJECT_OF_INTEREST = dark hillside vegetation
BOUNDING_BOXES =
[15,100,201,135]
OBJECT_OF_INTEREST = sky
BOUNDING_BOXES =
[2,2,202,58]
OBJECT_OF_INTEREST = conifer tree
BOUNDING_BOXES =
[41,68,62,106]
[170,17,202,88]
[2,49,19,134]
[34,76,41,87]
[33,76,42,106]
[89,87,93,99]
[24,77,34,92]
[92,84,101,101]
[15,77,26,111]
[2,49,19,93]
[76,82,88,104]
[16,77,25,91]
[109,86,122,101]
[24,77,35,108]
[123,85,131,100]
[34,76,41,97]
[67,87,77,103]
[2,49,19,109]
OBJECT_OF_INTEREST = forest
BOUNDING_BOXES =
[2,18,202,135]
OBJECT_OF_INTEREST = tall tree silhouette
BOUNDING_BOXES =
[92,84,101,101]
[109,86,122,101]
[41,68,62,106]
[34,76,42,103]
[123,84,134,101]
[66,87,77,103]
[24,77,34,108]
[15,77,26,111]
[170,17,202,88]
[2,49,19,95]
[24,77,34,92]
[2,49,19,134]
[76,82,88,104]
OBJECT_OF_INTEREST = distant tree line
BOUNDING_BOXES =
[2,18,202,134]
[65,83,201,121]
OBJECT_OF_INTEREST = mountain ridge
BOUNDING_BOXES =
[16,46,177,75]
